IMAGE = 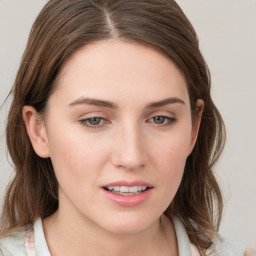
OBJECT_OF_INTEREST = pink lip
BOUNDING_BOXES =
[103,180,153,187]
[101,180,153,207]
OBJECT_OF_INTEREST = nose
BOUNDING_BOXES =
[111,123,147,171]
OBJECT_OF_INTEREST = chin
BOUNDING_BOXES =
[99,212,160,235]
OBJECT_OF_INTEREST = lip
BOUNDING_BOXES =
[103,180,153,187]
[101,180,153,207]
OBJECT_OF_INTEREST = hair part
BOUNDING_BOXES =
[1,1,225,255]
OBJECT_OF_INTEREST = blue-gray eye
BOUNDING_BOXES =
[86,117,102,125]
[153,116,167,124]
[149,115,177,126]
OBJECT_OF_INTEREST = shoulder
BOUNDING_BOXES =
[171,216,250,256]
[0,226,31,256]
[211,235,247,256]
[191,235,248,256]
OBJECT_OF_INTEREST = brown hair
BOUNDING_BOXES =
[1,0,225,255]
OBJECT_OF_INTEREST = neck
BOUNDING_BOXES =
[43,200,178,256]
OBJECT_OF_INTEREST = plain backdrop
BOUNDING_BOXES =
[0,0,255,249]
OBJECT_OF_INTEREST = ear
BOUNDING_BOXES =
[187,99,204,156]
[22,106,50,158]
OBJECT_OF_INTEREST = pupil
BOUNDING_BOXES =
[154,116,165,124]
[89,117,101,125]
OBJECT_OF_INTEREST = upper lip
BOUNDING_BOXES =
[102,180,153,188]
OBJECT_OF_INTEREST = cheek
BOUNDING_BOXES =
[155,142,187,187]
[144,140,187,215]
[46,123,110,185]
[149,126,192,196]
[150,125,191,170]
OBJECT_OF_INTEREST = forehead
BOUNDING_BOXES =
[52,39,189,107]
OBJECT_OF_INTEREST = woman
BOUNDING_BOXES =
[0,0,251,255]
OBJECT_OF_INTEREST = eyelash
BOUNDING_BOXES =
[147,115,177,126]
[79,117,108,129]
[79,115,177,129]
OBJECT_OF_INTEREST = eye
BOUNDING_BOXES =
[148,115,177,126]
[79,117,108,128]
[152,116,167,124]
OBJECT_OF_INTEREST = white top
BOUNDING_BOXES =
[0,216,246,256]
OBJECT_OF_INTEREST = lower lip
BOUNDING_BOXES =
[102,188,153,207]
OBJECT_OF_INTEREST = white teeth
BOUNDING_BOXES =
[106,185,148,194]
[120,186,129,193]
[129,186,139,193]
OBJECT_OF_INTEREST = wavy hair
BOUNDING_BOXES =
[0,0,225,255]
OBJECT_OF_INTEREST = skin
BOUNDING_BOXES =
[23,39,204,256]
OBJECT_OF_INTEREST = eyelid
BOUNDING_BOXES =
[146,112,177,126]
[77,111,108,119]
[147,111,176,119]
[147,115,176,123]
[79,116,111,129]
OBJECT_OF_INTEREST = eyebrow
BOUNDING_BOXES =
[146,97,185,108]
[68,97,185,109]
[69,97,117,108]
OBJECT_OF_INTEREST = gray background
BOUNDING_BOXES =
[0,0,255,248]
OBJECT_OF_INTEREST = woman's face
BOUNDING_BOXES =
[28,39,201,234]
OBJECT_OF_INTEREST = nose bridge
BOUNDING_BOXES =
[112,120,146,170]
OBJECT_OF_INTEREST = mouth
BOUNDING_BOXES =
[101,181,153,207]
[103,185,151,196]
